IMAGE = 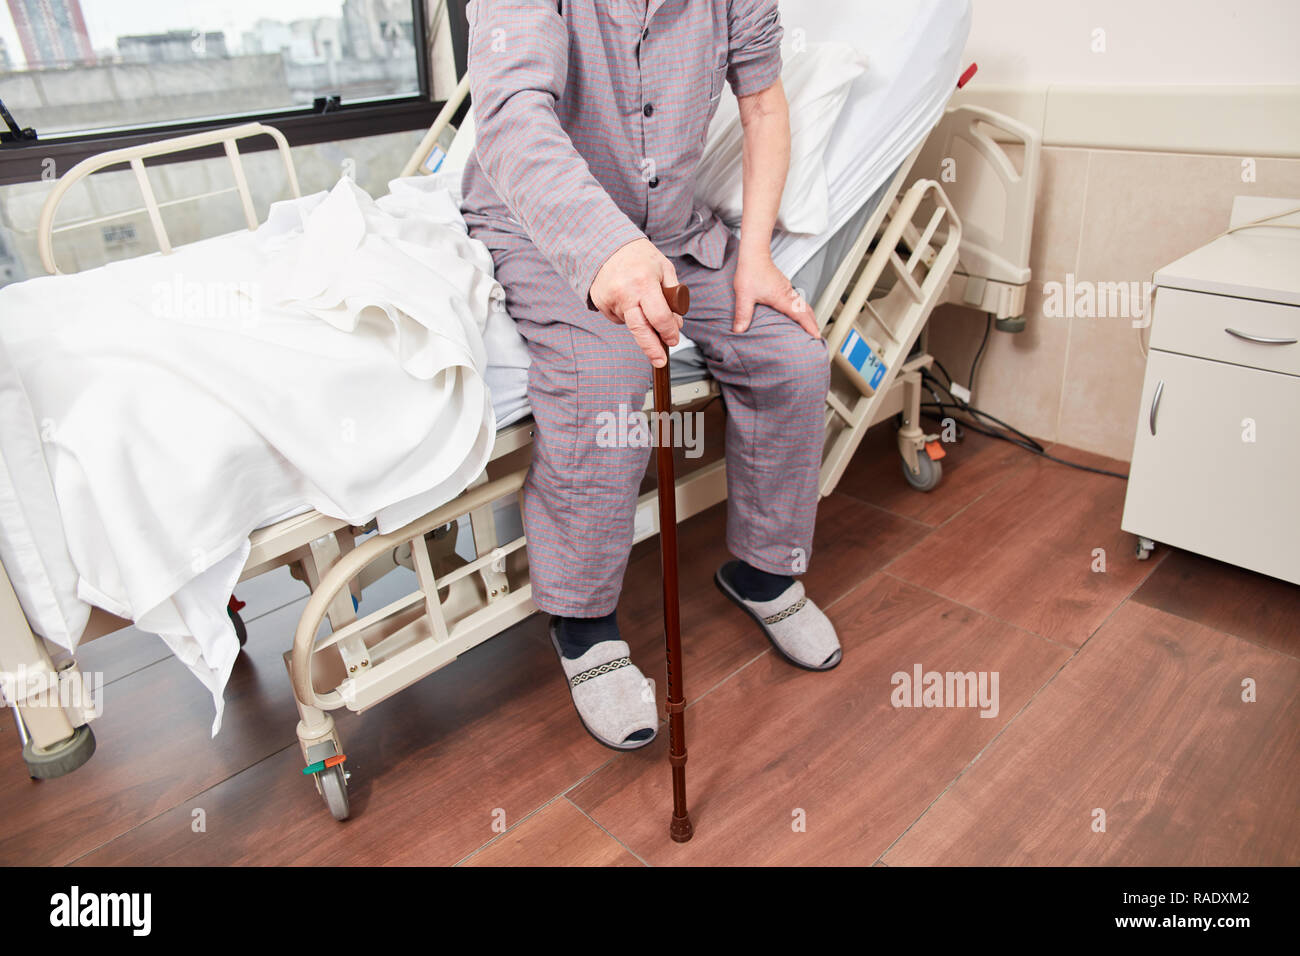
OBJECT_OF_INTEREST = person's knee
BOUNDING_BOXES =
[769,333,830,406]
[594,343,655,403]
[571,342,657,456]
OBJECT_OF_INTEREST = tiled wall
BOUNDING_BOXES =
[923,147,1300,461]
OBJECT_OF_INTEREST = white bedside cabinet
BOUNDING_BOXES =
[1121,199,1300,585]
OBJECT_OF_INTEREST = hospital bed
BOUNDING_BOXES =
[0,0,1041,820]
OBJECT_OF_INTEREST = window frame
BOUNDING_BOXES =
[0,0,441,187]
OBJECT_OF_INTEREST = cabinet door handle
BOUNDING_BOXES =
[1149,380,1164,436]
[1225,327,1298,345]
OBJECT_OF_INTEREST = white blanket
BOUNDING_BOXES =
[0,175,502,732]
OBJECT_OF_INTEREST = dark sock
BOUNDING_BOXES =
[556,610,620,660]
[729,560,794,602]
[557,611,653,743]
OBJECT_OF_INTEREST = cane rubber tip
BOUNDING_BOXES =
[670,814,694,843]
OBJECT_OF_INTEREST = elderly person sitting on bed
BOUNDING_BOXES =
[461,0,840,750]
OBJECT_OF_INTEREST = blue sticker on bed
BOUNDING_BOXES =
[839,329,887,391]
[423,145,447,173]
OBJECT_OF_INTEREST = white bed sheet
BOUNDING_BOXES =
[770,0,972,280]
[0,175,503,732]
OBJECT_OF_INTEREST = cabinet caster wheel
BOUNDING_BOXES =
[1134,537,1155,561]
[901,452,943,492]
[24,724,96,779]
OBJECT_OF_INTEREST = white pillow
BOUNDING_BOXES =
[695,42,867,236]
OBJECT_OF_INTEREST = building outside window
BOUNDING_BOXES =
[0,0,421,138]
[0,1,450,287]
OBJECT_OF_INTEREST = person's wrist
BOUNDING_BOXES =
[586,235,648,311]
[737,237,774,268]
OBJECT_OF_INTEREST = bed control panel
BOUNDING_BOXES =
[837,328,889,393]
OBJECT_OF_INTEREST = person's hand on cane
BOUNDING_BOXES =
[590,238,686,367]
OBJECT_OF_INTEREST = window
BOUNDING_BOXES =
[0,0,426,138]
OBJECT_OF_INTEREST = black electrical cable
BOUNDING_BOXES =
[924,372,1046,450]
[931,358,956,392]
[968,314,992,395]
[922,403,1129,479]
[930,314,991,400]
[922,366,1045,449]
[919,366,1129,480]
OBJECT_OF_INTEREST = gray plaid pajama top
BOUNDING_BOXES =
[461,0,784,304]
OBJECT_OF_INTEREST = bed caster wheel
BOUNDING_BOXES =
[995,315,1026,333]
[24,724,96,780]
[901,452,942,492]
[227,606,248,647]
[305,741,350,821]
[1135,537,1155,561]
[320,764,350,821]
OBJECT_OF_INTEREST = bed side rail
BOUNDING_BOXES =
[817,178,964,496]
[928,104,1041,286]
[819,179,963,358]
[400,73,472,178]
[290,469,531,713]
[917,104,1042,324]
[37,123,302,276]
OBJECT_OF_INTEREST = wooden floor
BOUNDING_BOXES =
[3,424,1297,866]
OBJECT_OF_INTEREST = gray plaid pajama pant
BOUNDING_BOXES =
[480,228,828,616]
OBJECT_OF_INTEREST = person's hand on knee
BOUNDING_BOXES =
[733,251,818,338]
[590,238,684,368]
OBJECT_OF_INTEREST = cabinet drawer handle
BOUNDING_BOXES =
[1225,327,1298,345]
[1149,380,1164,436]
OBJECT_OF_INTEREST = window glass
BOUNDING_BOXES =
[0,0,420,136]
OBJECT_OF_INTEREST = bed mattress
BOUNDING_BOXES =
[771,0,972,280]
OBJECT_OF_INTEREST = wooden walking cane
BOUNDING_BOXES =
[657,282,693,843]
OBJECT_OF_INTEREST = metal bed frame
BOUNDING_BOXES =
[0,73,1041,819]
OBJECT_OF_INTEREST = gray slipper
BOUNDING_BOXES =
[714,562,843,671]
[548,619,659,751]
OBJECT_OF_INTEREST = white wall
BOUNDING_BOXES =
[966,0,1300,86]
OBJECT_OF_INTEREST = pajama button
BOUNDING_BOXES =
[643,103,654,117]
[648,177,660,188]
